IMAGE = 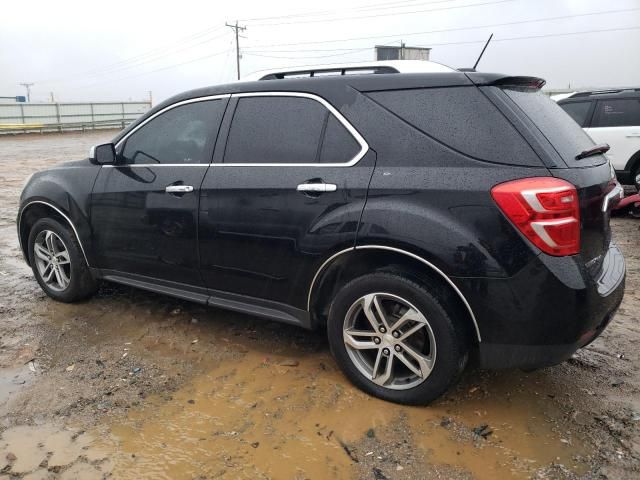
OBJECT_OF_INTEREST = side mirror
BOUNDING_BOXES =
[89,143,117,165]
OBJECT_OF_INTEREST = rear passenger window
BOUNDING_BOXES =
[225,96,326,164]
[319,115,361,163]
[367,87,541,166]
[592,99,640,127]
[559,101,592,127]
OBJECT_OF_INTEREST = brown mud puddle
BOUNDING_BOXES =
[93,349,588,479]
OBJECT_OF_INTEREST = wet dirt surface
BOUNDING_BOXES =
[0,131,639,479]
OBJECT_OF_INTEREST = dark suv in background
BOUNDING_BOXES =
[18,62,626,404]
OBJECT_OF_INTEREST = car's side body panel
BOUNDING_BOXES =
[18,159,100,266]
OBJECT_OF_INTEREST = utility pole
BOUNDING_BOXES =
[19,82,34,102]
[226,21,246,80]
[49,92,55,103]
[148,90,153,107]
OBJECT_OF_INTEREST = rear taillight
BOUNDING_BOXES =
[491,177,580,256]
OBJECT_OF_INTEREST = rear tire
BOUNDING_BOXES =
[28,218,98,302]
[327,272,468,405]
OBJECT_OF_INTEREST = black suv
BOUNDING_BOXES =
[18,65,626,404]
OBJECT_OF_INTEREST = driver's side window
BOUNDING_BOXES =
[120,99,224,165]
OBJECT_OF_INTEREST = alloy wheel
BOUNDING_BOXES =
[342,292,436,390]
[33,230,71,292]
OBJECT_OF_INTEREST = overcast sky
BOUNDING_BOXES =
[1,0,639,103]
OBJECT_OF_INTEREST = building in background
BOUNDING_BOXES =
[0,96,24,103]
[375,45,431,61]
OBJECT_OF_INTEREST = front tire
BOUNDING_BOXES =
[327,272,467,405]
[28,218,98,302]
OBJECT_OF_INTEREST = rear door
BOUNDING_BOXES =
[91,96,228,288]
[198,92,374,309]
[584,97,640,171]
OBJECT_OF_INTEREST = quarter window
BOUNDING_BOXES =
[592,98,640,128]
[224,95,361,164]
[121,100,225,164]
[319,115,361,163]
[558,101,592,127]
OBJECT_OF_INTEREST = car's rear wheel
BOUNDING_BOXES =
[327,272,467,405]
[28,218,98,302]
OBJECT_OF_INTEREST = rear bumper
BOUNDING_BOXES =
[454,242,625,369]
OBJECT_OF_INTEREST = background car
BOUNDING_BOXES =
[557,89,640,186]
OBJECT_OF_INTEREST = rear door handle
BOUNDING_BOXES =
[296,183,337,193]
[626,132,640,137]
[165,185,194,193]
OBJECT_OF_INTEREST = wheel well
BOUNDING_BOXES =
[310,248,479,344]
[18,203,68,265]
[625,150,640,181]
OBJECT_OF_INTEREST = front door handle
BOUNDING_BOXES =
[165,185,194,193]
[626,132,640,137]
[296,183,337,193]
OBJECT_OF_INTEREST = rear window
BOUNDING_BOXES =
[558,101,592,127]
[367,86,541,166]
[502,88,599,165]
[592,98,640,127]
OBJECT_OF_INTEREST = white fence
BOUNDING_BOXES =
[0,101,151,134]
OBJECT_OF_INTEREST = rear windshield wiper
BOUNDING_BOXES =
[575,143,610,160]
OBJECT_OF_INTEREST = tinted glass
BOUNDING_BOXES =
[121,100,225,164]
[559,101,591,126]
[319,115,360,163]
[592,98,640,127]
[368,86,541,166]
[225,96,326,164]
[503,88,596,164]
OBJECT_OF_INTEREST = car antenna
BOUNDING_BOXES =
[472,33,494,71]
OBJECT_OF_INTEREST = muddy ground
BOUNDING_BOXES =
[0,131,638,480]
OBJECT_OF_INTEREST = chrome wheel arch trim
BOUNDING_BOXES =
[307,245,481,342]
[18,200,90,267]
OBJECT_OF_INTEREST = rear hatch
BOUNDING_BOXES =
[477,76,617,270]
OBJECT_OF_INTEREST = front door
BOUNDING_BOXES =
[91,97,228,289]
[199,93,374,309]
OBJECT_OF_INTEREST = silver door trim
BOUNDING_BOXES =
[18,200,90,267]
[113,94,231,151]
[306,245,481,342]
[220,91,369,167]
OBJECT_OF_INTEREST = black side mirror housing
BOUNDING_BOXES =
[90,143,117,165]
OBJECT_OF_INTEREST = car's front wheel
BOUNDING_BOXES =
[327,272,468,405]
[28,218,98,302]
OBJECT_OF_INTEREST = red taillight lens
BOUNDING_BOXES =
[491,177,580,256]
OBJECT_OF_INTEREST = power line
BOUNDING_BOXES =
[37,26,227,84]
[242,6,640,50]
[73,49,231,91]
[239,0,456,22]
[248,0,515,26]
[243,25,640,60]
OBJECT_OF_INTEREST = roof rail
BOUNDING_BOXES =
[243,60,455,81]
[569,88,640,98]
[260,65,398,80]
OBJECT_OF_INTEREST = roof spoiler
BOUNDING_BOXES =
[464,73,546,90]
[488,76,546,90]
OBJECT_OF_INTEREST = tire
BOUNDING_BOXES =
[327,272,468,405]
[27,217,98,302]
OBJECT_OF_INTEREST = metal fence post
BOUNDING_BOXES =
[121,103,125,129]
[55,103,61,133]
[90,103,95,131]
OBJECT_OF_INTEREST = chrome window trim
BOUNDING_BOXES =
[306,245,482,342]
[113,94,231,152]
[18,200,91,267]
[106,91,368,168]
[221,91,368,167]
